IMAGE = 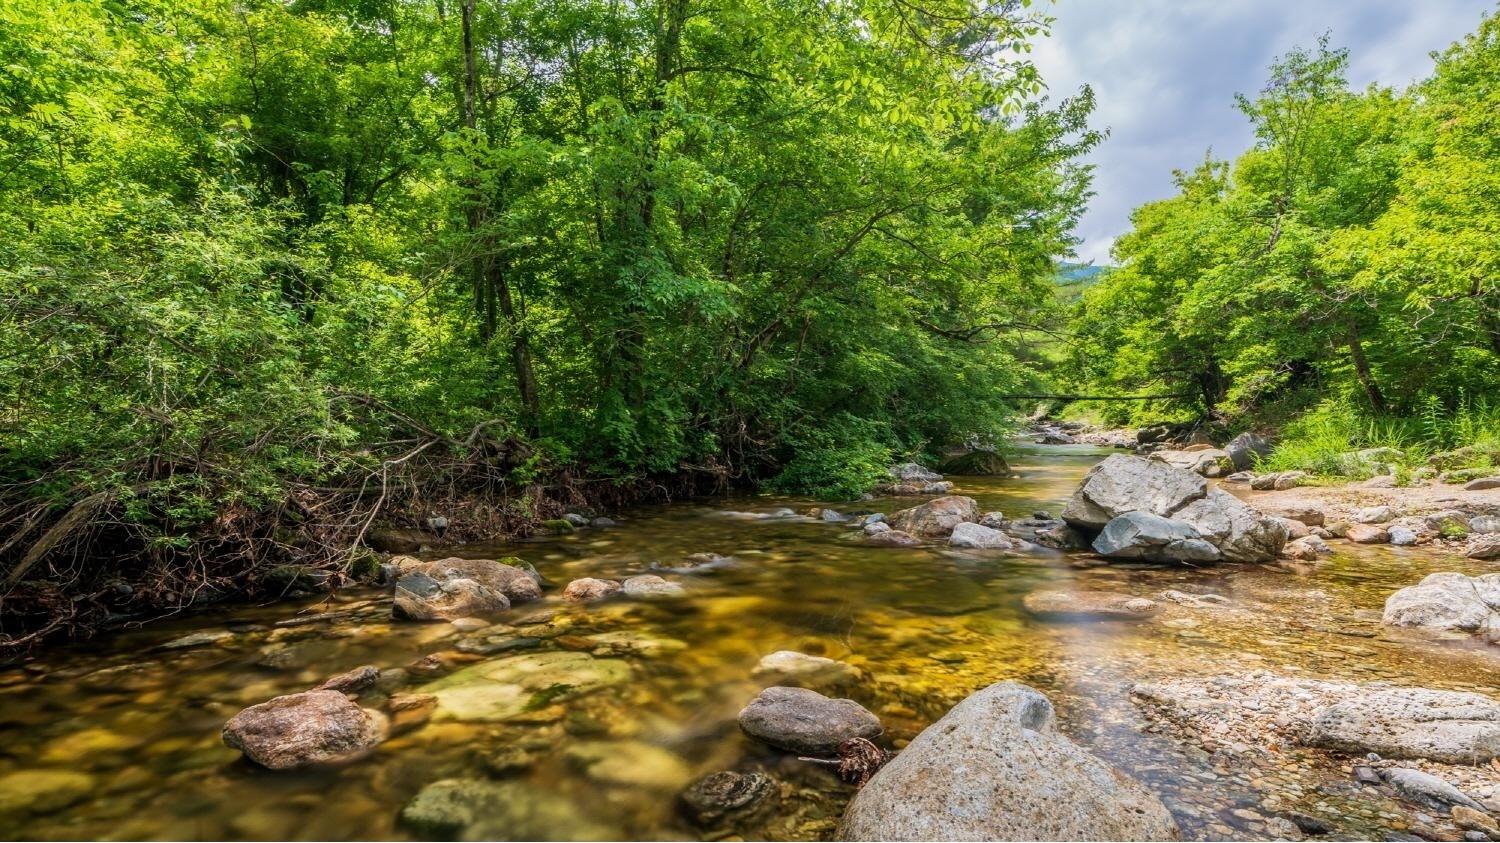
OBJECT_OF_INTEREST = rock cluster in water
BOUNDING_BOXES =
[1062,454,1287,563]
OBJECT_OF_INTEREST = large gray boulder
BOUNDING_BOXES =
[1225,432,1273,471]
[889,496,980,538]
[1383,572,1500,640]
[737,686,881,754]
[948,521,1014,550]
[1062,455,1205,531]
[1064,455,1285,563]
[222,690,388,770]
[887,463,942,483]
[836,682,1177,841]
[1092,512,1221,562]
[1154,449,1231,477]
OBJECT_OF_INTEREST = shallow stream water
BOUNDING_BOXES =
[3,443,1499,841]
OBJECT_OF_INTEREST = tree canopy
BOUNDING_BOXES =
[0,0,1097,639]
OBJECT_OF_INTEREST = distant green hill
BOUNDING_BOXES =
[1053,262,1105,303]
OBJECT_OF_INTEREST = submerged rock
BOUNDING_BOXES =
[752,651,861,688]
[738,686,881,754]
[888,495,979,538]
[401,778,614,840]
[679,771,777,826]
[565,740,693,791]
[422,651,630,722]
[0,770,96,817]
[836,682,1178,841]
[621,574,685,598]
[866,529,920,547]
[221,689,388,770]
[1023,590,1160,620]
[1134,672,1500,764]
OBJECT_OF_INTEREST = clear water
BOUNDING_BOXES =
[3,444,1498,841]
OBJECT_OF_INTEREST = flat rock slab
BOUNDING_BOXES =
[836,681,1178,841]
[1133,672,1500,764]
[1383,572,1500,639]
[422,651,630,722]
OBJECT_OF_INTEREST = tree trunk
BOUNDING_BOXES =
[459,0,541,435]
[1346,322,1388,414]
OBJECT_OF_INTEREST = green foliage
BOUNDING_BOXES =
[770,416,894,501]
[0,0,1099,623]
[1065,18,1500,463]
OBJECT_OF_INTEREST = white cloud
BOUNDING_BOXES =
[1033,0,1494,266]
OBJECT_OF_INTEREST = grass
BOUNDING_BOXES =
[1259,395,1500,481]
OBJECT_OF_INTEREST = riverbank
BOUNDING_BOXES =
[6,443,1500,840]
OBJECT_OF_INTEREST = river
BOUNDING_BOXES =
[3,443,1498,840]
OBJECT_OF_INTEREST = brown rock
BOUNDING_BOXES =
[562,578,622,602]
[397,557,542,603]
[1345,524,1389,544]
[866,530,921,547]
[1468,534,1500,560]
[888,496,980,538]
[222,690,387,770]
[1275,506,1326,527]
[317,666,380,694]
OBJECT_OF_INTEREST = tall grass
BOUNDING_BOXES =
[1260,395,1500,478]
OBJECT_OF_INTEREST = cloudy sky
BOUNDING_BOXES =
[1031,0,1495,265]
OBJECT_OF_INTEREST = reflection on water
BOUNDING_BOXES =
[3,444,1499,841]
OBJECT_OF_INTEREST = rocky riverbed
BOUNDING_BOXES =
[4,442,1500,841]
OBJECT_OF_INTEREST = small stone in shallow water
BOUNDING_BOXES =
[621,574,685,598]
[737,686,881,754]
[316,665,380,694]
[561,578,621,602]
[752,650,861,688]
[679,770,777,826]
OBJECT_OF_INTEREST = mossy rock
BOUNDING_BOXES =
[541,519,575,535]
[937,449,1010,476]
[1443,467,1493,484]
[1428,446,1499,471]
